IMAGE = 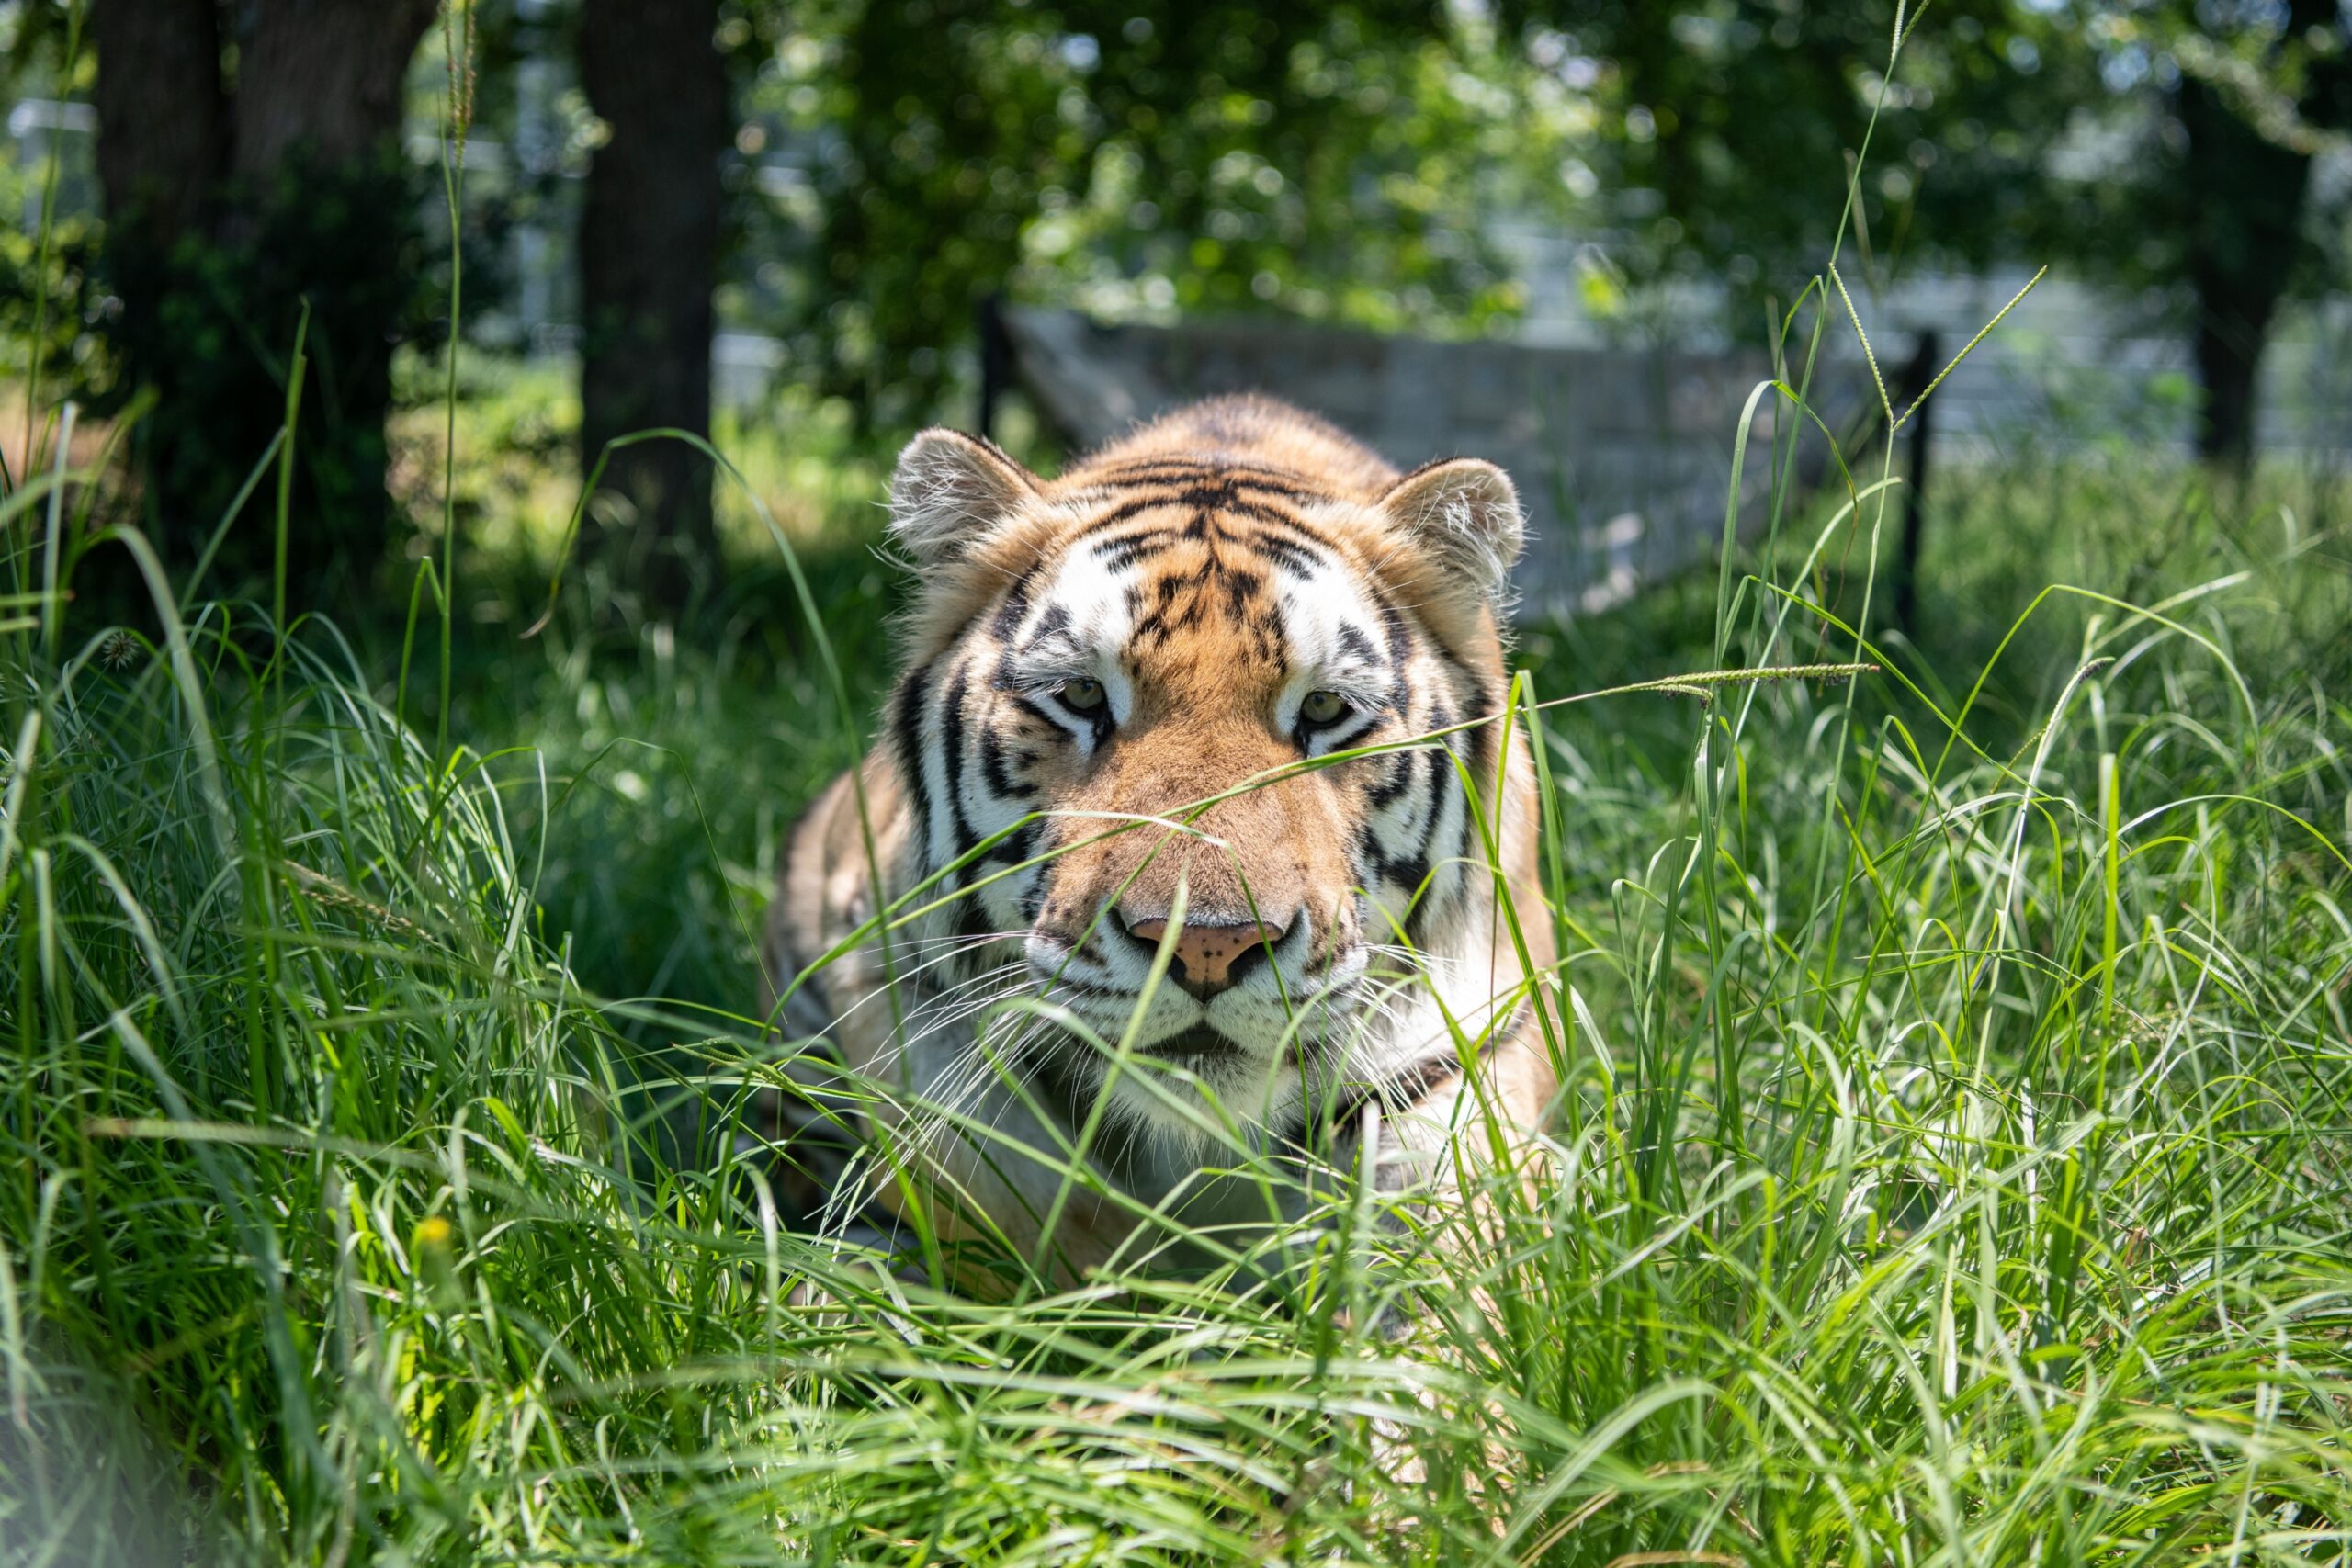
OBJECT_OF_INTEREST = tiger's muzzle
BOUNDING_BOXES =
[1021,788,1368,1071]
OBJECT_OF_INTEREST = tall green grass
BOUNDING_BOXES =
[9,405,2352,1565]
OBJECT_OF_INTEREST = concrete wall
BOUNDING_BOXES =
[1001,306,1876,623]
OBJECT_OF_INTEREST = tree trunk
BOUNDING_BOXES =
[232,0,440,178]
[578,0,728,612]
[88,0,226,251]
[233,0,440,596]
[2176,70,2312,470]
[86,0,435,604]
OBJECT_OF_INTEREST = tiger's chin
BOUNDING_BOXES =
[1057,1000,1364,1072]
[1028,945,1377,1094]
[1030,990,1380,1151]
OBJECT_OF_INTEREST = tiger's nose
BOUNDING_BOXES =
[1123,912,1291,999]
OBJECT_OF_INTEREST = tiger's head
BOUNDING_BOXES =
[878,396,1536,1145]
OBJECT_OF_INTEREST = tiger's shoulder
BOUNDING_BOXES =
[763,756,908,1046]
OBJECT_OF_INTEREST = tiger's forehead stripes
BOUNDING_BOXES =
[1074,478,1344,578]
[989,474,1402,720]
[1091,521,1331,581]
[1121,560,1290,698]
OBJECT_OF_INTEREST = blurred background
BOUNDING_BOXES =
[6,0,2349,613]
[4,0,2348,1020]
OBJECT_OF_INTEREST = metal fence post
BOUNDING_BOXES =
[977,292,1011,440]
[1894,331,1940,638]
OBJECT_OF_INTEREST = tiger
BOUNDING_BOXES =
[763,393,1557,1283]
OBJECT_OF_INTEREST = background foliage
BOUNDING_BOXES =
[766,0,1568,421]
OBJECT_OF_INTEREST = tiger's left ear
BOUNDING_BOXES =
[1378,457,1524,604]
[888,429,1044,569]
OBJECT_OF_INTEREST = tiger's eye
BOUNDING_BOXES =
[1058,678,1107,714]
[1300,690,1349,726]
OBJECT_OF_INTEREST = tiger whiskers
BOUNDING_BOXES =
[1359,941,1432,983]
[863,961,1036,1077]
[851,1008,1064,1225]
[801,960,1056,1245]
[785,927,1033,1045]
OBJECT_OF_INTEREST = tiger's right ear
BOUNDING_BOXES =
[888,429,1043,569]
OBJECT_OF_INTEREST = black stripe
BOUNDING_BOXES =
[1426,702,1470,927]
[1257,592,1288,674]
[979,728,1035,802]
[1453,660,1500,785]
[1376,595,1412,683]
[1131,571,1209,649]
[1246,532,1328,577]
[1023,602,1071,648]
[1416,699,1461,873]
[986,816,1043,869]
[1356,815,1429,904]
[1367,749,1415,807]
[1081,492,1338,549]
[990,562,1039,640]
[888,662,935,874]
[938,660,981,865]
[1087,518,1334,580]
[1317,711,1382,754]
[1005,692,1069,733]
[1082,484,1246,535]
[953,896,994,946]
[1092,533,1172,572]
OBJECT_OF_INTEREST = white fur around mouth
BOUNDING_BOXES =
[1026,974,1372,1058]
[1004,922,1384,1093]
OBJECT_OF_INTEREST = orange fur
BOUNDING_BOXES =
[764,396,1555,1281]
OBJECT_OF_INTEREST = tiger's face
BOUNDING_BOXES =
[879,400,1528,1143]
